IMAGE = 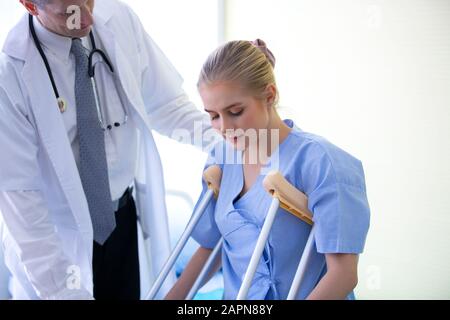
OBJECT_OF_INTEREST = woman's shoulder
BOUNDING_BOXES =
[293,129,360,162]
[285,123,366,192]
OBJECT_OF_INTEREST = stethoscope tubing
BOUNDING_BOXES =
[29,14,114,101]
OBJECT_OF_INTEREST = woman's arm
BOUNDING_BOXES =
[165,246,221,300]
[307,254,359,300]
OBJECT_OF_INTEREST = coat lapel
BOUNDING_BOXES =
[20,35,93,240]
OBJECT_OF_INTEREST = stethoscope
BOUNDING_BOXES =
[29,14,128,131]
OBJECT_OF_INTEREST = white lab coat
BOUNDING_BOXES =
[0,0,211,299]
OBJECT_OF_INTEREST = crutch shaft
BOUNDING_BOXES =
[146,189,214,300]
[287,226,316,300]
[186,238,223,300]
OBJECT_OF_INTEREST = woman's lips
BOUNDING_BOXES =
[223,133,243,145]
[228,136,242,144]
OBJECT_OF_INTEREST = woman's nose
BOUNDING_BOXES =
[220,117,233,135]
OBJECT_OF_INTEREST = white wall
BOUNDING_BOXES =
[226,0,450,299]
[0,1,24,46]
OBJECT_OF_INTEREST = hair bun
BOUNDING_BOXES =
[250,39,276,68]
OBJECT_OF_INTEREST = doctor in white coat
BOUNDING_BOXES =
[0,0,213,299]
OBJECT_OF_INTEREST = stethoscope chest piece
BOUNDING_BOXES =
[58,97,67,113]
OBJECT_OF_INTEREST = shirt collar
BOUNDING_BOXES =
[33,16,89,62]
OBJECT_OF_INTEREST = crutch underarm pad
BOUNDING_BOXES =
[263,171,313,225]
[203,165,223,199]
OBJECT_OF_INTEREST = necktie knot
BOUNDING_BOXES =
[71,38,87,62]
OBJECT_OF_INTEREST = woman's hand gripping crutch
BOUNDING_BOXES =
[237,171,314,300]
[145,165,222,300]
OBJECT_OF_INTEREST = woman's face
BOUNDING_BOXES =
[199,81,275,151]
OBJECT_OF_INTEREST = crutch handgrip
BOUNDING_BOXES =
[263,171,313,225]
[203,165,222,198]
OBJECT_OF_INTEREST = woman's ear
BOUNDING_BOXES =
[264,84,277,108]
[20,1,39,16]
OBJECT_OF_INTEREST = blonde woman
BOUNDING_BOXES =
[166,40,370,300]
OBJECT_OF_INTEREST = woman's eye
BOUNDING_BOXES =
[210,114,219,121]
[230,109,243,117]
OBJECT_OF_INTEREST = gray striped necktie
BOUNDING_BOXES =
[71,38,116,245]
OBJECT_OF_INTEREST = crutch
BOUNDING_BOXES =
[237,171,314,300]
[145,165,222,300]
[185,238,223,300]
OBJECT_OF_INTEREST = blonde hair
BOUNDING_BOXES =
[198,40,279,107]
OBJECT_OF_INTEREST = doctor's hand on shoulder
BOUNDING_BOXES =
[0,0,214,300]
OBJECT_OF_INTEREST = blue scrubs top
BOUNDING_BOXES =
[192,120,370,300]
